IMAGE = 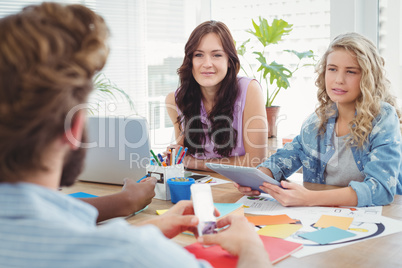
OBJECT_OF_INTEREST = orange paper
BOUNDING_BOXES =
[247,214,296,226]
[313,215,354,230]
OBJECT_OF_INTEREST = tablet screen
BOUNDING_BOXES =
[206,163,280,192]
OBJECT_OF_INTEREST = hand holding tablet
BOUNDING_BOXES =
[205,163,281,192]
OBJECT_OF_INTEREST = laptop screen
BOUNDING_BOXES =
[78,116,150,185]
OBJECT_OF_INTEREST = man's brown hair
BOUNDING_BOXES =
[0,3,109,181]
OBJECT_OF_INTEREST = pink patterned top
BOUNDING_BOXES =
[176,76,255,159]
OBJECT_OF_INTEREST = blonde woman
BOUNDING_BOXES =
[236,32,402,207]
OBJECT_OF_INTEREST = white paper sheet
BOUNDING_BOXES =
[236,194,402,257]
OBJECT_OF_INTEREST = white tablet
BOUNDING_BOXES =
[206,163,281,192]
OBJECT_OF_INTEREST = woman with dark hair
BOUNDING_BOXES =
[0,4,272,267]
[166,21,268,171]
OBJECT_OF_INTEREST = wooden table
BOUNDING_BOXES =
[61,170,402,268]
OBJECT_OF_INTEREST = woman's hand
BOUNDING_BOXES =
[163,144,184,165]
[233,166,275,196]
[259,180,312,207]
[233,182,261,196]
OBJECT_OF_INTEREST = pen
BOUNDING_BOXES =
[178,147,188,164]
[157,153,167,167]
[174,147,183,164]
[150,149,161,166]
[137,173,151,183]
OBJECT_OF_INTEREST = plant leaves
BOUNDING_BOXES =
[247,17,292,47]
[254,52,291,89]
[236,39,250,56]
[284,49,315,60]
[238,17,317,107]
[90,73,136,113]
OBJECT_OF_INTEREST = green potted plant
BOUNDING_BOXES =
[237,17,316,137]
[89,72,135,114]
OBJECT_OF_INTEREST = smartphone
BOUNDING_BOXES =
[190,184,217,236]
[187,174,211,182]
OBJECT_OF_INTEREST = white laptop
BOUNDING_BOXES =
[78,116,150,185]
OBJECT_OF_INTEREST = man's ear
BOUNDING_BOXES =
[63,110,86,150]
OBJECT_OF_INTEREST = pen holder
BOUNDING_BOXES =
[167,178,195,204]
[146,164,184,200]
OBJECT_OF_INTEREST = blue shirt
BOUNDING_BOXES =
[258,102,402,206]
[0,183,211,268]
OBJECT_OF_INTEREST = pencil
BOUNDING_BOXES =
[150,149,161,166]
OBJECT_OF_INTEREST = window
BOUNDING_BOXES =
[211,0,401,136]
[379,0,402,104]
[211,0,331,137]
[1,0,400,146]
[0,0,201,150]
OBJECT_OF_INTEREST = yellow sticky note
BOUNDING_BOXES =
[314,215,354,230]
[257,224,302,239]
[156,209,168,215]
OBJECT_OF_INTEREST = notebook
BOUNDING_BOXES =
[78,116,150,185]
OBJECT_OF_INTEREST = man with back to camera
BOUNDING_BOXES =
[0,2,271,267]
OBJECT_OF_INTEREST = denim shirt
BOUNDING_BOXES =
[258,102,402,206]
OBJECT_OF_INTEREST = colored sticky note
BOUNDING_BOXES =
[257,224,302,239]
[156,209,168,215]
[299,226,356,244]
[69,192,98,198]
[185,235,302,266]
[314,215,354,230]
[214,203,243,219]
[247,214,296,226]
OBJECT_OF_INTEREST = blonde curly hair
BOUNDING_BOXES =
[315,32,402,148]
[0,3,109,181]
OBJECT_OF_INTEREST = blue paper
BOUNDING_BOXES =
[299,226,356,244]
[69,192,98,198]
[214,203,243,218]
